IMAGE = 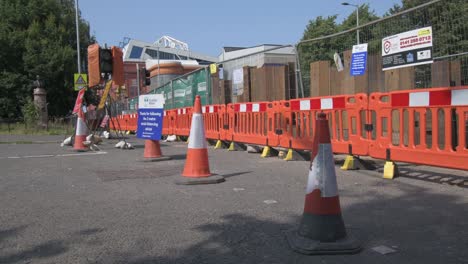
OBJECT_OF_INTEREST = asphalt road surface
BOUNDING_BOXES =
[1,135,467,264]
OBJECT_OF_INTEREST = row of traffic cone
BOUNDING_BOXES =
[141,95,224,184]
[141,96,361,255]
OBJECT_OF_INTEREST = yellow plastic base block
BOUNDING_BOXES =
[186,137,190,144]
[214,140,223,149]
[261,146,271,158]
[341,155,355,170]
[383,161,398,179]
[283,149,294,161]
[228,142,236,151]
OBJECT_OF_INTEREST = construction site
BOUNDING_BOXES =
[1,0,468,263]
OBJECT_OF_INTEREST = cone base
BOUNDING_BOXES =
[73,136,89,152]
[137,156,172,162]
[175,174,225,185]
[72,148,89,152]
[182,148,211,177]
[285,228,362,255]
[143,140,164,159]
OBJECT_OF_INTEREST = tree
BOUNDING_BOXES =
[297,5,379,94]
[0,0,95,120]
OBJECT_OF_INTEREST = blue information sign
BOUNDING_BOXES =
[350,43,368,76]
[136,94,165,140]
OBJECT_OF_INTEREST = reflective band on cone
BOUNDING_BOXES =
[74,110,88,151]
[286,113,361,255]
[187,114,207,149]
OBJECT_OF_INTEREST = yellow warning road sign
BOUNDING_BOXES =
[74,73,88,91]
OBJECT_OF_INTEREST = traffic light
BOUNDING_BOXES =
[143,68,151,86]
[88,44,100,87]
[88,45,124,87]
[99,48,113,74]
[111,46,124,86]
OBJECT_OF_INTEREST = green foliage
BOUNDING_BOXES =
[0,0,94,119]
[21,98,38,128]
[0,120,73,135]
[299,4,379,63]
[0,72,29,121]
[298,4,379,94]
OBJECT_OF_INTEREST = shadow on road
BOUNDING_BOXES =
[0,227,105,264]
[92,180,467,264]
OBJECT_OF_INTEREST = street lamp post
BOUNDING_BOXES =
[74,0,81,73]
[342,2,359,44]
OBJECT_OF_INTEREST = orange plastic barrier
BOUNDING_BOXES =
[174,107,193,136]
[216,105,228,142]
[275,94,369,155]
[119,115,125,131]
[368,87,468,170]
[162,110,176,135]
[128,113,137,132]
[202,105,223,140]
[116,86,468,171]
[126,114,131,131]
[226,102,272,146]
[109,115,129,131]
[118,115,126,131]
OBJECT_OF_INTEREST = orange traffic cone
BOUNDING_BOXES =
[286,113,361,255]
[139,139,171,162]
[176,96,224,185]
[73,107,89,151]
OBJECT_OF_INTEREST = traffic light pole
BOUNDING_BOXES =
[136,63,140,109]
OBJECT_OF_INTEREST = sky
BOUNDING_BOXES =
[79,0,401,57]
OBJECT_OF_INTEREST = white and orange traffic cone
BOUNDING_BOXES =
[286,113,361,255]
[176,96,224,185]
[73,107,89,151]
[139,140,171,162]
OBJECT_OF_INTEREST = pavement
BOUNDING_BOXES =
[1,135,467,264]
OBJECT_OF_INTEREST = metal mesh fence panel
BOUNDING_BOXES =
[297,0,468,97]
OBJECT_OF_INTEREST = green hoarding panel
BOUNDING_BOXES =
[193,68,210,106]
[173,79,187,109]
[143,67,212,110]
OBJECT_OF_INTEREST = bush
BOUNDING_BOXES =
[21,98,39,130]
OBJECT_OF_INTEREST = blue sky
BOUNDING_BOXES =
[79,0,400,57]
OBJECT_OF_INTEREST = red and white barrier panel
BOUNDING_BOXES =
[233,102,268,112]
[391,89,468,107]
[290,97,346,111]
[176,108,191,115]
[202,105,219,113]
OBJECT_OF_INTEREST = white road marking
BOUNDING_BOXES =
[1,151,107,159]
[57,152,107,157]
[22,154,55,158]
[263,200,278,204]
